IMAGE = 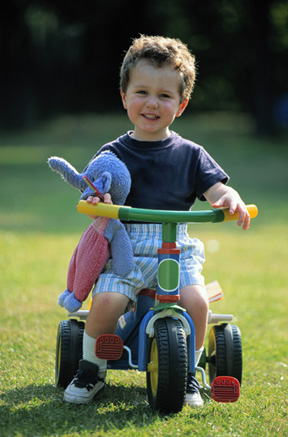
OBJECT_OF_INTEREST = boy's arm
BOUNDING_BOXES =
[203,182,250,230]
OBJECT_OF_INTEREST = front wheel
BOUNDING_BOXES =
[146,318,188,413]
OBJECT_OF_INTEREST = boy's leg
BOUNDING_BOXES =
[82,291,130,370]
[179,284,209,407]
[85,291,130,338]
[179,285,209,350]
[63,292,130,404]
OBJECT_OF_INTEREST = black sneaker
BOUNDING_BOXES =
[63,360,105,404]
[185,374,204,407]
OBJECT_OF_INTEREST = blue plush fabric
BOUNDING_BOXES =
[48,151,131,204]
[48,151,134,312]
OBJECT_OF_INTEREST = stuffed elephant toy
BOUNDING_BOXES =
[48,151,134,312]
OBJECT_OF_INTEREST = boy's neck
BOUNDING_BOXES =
[130,128,172,142]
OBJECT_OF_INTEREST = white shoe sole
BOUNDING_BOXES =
[63,381,105,404]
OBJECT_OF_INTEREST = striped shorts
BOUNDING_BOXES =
[92,223,205,302]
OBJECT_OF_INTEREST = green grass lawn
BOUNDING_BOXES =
[0,113,287,436]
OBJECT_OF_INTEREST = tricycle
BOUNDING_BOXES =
[55,201,258,413]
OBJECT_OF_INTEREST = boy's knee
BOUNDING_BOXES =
[180,285,209,313]
[198,286,209,307]
[86,292,130,337]
[194,290,209,314]
[91,291,129,313]
[93,292,113,308]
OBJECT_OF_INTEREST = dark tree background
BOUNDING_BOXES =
[0,0,287,135]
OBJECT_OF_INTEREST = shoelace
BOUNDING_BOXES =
[186,375,201,394]
[74,369,104,391]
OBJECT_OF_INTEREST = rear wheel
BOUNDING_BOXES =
[146,318,188,413]
[208,323,242,385]
[55,319,84,388]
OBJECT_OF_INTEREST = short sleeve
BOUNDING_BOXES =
[195,148,229,201]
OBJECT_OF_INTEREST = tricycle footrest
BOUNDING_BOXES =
[211,376,240,403]
[95,334,123,360]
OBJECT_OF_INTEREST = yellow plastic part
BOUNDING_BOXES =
[77,200,121,219]
[148,339,159,397]
[222,204,258,222]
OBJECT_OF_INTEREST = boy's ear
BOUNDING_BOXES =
[120,90,127,109]
[176,99,189,117]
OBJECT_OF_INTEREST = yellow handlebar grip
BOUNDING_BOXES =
[77,200,121,219]
[222,204,258,222]
[247,204,258,218]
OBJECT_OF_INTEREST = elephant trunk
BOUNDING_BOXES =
[48,157,86,190]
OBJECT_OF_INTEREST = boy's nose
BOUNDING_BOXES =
[146,96,158,108]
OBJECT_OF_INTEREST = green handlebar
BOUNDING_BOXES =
[77,201,258,224]
[117,206,225,223]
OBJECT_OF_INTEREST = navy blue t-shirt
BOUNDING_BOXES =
[94,131,229,211]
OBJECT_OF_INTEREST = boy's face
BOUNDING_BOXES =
[121,60,188,141]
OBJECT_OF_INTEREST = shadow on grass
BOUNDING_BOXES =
[0,382,158,436]
[0,382,213,436]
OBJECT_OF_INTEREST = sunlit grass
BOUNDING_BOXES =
[0,113,287,436]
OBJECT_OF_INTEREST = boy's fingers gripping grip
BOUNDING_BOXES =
[222,204,258,222]
[77,200,121,219]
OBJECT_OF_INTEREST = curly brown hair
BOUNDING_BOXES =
[120,35,197,103]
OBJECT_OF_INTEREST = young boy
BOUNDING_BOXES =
[63,35,250,407]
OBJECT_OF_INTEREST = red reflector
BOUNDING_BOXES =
[157,295,180,303]
[95,334,123,360]
[211,376,240,403]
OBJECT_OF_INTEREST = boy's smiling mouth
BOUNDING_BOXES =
[142,113,159,120]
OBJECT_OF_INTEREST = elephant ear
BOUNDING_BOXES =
[48,156,86,190]
[80,171,112,200]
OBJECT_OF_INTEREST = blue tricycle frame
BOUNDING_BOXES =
[55,202,258,413]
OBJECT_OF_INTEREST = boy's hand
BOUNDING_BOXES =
[212,193,250,230]
[86,193,112,220]
[204,183,250,230]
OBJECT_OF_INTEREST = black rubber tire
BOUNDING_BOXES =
[208,323,242,386]
[55,319,84,388]
[146,318,188,413]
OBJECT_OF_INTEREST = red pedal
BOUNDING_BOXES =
[95,334,123,360]
[211,376,240,403]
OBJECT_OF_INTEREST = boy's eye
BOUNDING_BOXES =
[136,90,147,95]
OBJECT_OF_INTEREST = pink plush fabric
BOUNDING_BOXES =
[67,217,110,302]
